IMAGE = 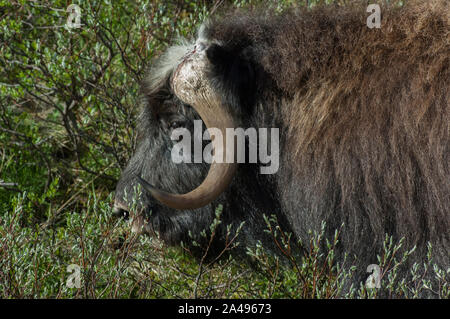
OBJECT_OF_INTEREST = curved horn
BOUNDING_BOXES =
[138,45,238,210]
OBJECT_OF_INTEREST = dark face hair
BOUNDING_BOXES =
[114,81,209,241]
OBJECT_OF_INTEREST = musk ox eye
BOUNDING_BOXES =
[170,121,183,129]
[159,116,187,135]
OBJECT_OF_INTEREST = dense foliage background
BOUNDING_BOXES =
[0,0,446,298]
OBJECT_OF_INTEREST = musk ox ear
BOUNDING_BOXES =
[206,43,255,112]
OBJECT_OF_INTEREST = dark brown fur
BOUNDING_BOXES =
[205,0,449,282]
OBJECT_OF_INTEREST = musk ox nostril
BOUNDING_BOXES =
[112,206,129,220]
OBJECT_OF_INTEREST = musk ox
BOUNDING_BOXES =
[114,0,449,293]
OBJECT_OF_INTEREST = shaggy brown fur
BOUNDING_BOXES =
[205,0,449,284]
[283,0,449,268]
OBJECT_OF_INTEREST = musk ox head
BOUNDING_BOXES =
[112,20,281,254]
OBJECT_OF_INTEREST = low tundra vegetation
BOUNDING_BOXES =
[1,192,448,298]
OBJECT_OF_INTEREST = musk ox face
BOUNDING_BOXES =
[112,39,217,234]
[112,84,209,236]
[112,24,272,249]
